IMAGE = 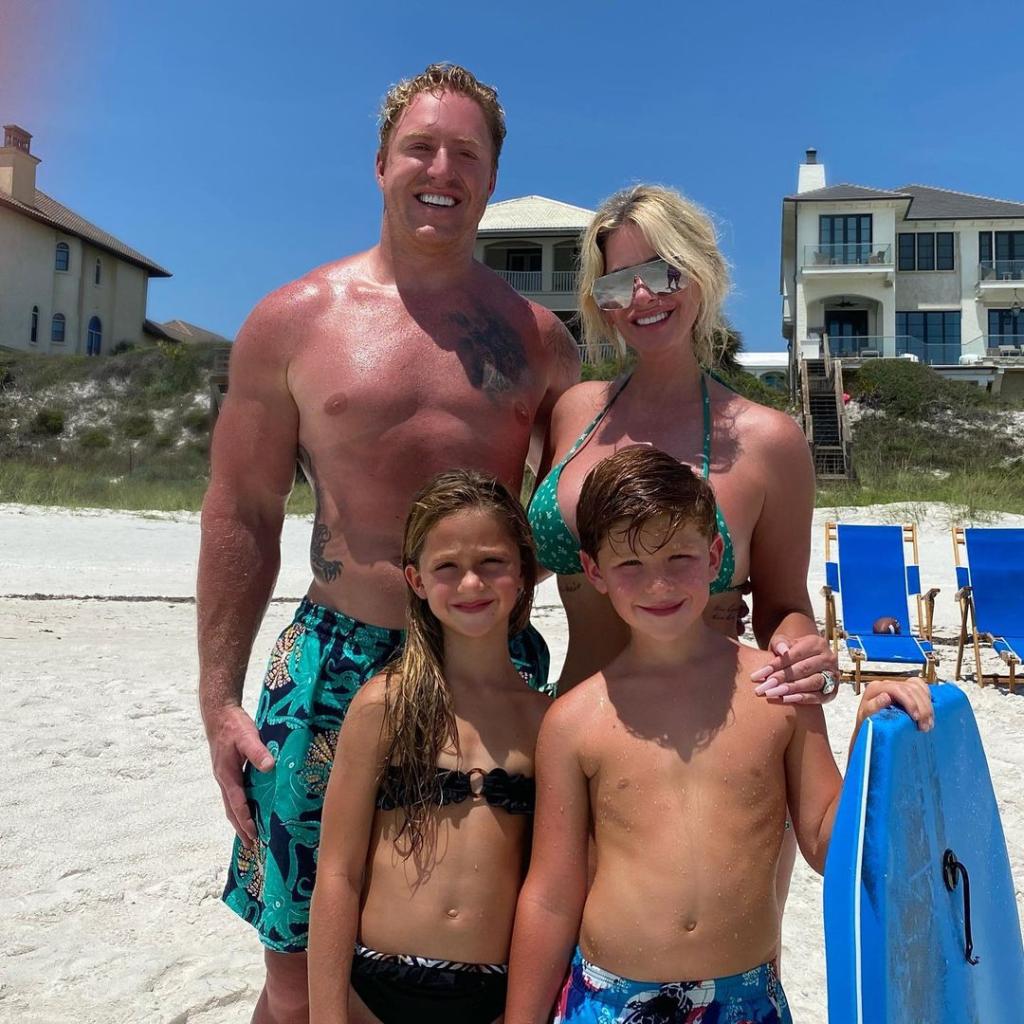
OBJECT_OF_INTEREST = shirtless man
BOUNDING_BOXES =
[197,63,579,1024]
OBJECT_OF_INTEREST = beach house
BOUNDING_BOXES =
[0,124,170,357]
[781,149,1024,367]
[475,194,593,344]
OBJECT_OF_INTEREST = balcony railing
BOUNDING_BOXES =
[972,335,1024,356]
[895,337,961,364]
[497,269,542,291]
[828,335,901,358]
[803,243,893,268]
[829,335,961,364]
[578,341,620,365]
[979,260,1024,282]
[551,270,579,292]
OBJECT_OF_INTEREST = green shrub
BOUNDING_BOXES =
[79,427,111,450]
[848,360,991,419]
[111,340,136,355]
[183,406,209,432]
[121,411,154,439]
[153,430,176,450]
[32,406,65,435]
[714,368,792,412]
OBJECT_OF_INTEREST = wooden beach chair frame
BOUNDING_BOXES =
[952,526,1021,692]
[822,521,939,693]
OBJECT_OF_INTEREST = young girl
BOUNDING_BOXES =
[307,470,550,1024]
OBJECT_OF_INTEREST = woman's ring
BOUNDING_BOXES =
[819,670,839,696]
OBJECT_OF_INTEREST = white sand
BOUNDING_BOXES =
[1,502,1022,1023]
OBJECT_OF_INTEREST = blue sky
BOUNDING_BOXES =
[4,0,1023,351]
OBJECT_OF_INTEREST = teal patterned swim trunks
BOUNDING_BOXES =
[221,598,551,952]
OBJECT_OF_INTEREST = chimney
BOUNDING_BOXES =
[797,146,826,194]
[0,125,40,205]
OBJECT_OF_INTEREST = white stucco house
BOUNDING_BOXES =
[475,195,594,342]
[0,124,170,357]
[781,148,1024,367]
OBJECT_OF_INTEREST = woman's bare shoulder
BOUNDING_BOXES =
[719,388,807,458]
[546,379,619,457]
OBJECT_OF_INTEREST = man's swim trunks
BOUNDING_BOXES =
[554,947,791,1024]
[221,597,551,952]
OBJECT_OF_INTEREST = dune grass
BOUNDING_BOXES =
[0,460,314,515]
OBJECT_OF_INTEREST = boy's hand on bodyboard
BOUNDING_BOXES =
[856,678,934,732]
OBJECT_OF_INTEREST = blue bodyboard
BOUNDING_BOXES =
[824,684,1024,1023]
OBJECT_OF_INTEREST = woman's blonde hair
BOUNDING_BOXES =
[577,184,730,367]
[382,469,537,856]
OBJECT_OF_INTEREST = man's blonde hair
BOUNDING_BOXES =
[577,184,730,367]
[377,63,506,167]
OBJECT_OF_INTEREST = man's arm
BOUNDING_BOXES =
[308,678,388,1024]
[505,696,591,1024]
[197,288,303,842]
[527,310,580,477]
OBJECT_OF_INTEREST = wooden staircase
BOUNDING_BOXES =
[209,347,230,425]
[800,339,854,480]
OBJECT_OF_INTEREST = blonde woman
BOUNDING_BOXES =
[529,183,837,697]
[526,185,839,924]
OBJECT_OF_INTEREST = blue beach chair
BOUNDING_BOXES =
[822,522,939,692]
[953,526,1024,693]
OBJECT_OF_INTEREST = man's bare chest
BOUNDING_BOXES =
[290,331,541,452]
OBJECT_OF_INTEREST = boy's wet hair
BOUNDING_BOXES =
[577,445,718,559]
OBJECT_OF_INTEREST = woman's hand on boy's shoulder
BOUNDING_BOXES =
[752,633,841,705]
[857,678,934,732]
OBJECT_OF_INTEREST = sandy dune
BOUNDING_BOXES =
[1,502,1022,1023]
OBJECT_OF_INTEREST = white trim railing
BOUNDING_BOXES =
[496,269,542,291]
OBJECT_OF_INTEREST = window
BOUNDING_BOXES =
[936,232,954,269]
[55,242,70,272]
[989,308,1023,339]
[86,316,102,356]
[95,259,102,285]
[30,306,39,344]
[896,310,961,363]
[51,313,66,343]
[980,231,1024,278]
[898,234,916,271]
[819,215,873,263]
[897,232,954,271]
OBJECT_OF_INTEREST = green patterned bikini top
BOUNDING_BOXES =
[527,373,739,593]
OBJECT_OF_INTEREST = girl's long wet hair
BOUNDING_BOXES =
[382,469,537,857]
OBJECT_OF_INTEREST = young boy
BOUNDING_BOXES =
[505,446,933,1023]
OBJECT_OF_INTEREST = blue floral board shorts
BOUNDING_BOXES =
[554,948,791,1024]
[222,598,551,952]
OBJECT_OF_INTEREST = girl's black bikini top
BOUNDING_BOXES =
[375,765,535,816]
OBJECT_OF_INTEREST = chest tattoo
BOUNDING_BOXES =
[448,309,527,395]
[298,446,343,583]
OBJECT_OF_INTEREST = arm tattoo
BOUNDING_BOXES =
[298,445,343,583]
[448,309,527,395]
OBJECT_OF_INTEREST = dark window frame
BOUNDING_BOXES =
[55,242,70,272]
[87,316,102,356]
[897,231,954,271]
[30,305,39,343]
[94,259,102,285]
[896,309,961,363]
[51,313,66,344]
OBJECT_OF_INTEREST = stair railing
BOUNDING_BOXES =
[799,358,814,444]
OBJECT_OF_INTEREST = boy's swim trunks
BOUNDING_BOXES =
[554,947,792,1024]
[221,598,550,952]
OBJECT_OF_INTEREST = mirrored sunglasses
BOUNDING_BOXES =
[591,257,687,310]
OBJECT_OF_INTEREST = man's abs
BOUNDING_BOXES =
[297,408,535,628]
